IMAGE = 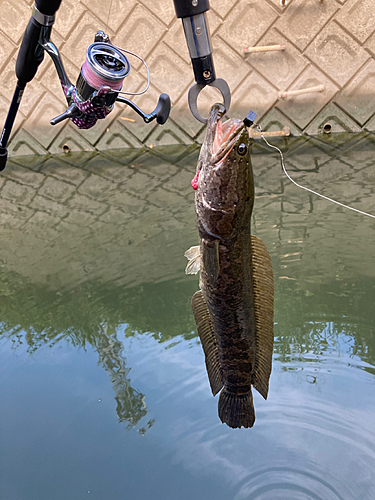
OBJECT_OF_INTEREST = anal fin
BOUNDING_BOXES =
[191,290,223,396]
[250,235,274,400]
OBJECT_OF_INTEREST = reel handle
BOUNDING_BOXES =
[116,93,171,125]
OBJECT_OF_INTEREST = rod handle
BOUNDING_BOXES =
[35,0,62,16]
[16,18,45,84]
[0,147,7,172]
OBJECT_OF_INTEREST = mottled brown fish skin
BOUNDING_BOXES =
[195,103,257,428]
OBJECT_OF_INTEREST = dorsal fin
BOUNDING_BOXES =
[250,235,274,400]
[191,290,223,396]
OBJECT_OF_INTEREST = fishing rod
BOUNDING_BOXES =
[0,0,62,171]
[0,1,171,171]
[173,0,231,123]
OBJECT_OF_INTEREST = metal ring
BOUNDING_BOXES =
[32,5,55,26]
[188,78,231,123]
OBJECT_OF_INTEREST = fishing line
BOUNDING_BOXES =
[115,47,150,96]
[106,0,113,29]
[83,45,150,96]
[256,124,375,220]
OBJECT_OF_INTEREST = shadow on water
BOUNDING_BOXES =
[1,133,375,498]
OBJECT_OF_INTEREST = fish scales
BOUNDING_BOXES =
[186,103,274,429]
[201,233,255,394]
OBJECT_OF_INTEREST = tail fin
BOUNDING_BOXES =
[218,389,255,429]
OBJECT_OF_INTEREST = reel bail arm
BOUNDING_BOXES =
[173,0,231,123]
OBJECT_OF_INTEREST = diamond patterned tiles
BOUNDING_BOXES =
[305,102,362,135]
[276,65,340,129]
[229,70,278,120]
[54,0,86,40]
[0,34,16,74]
[336,59,375,125]
[217,0,278,51]
[0,0,30,44]
[211,37,250,93]
[305,22,369,87]
[245,28,307,90]
[1,0,375,158]
[274,0,339,51]
[113,4,167,66]
[335,0,375,43]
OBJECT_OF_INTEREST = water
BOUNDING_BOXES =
[1,133,375,499]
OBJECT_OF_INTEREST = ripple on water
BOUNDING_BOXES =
[234,467,344,500]
[230,385,375,500]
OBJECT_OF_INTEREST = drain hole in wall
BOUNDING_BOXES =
[62,144,71,153]
[323,123,332,134]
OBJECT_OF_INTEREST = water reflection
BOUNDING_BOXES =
[95,323,148,429]
[1,135,375,498]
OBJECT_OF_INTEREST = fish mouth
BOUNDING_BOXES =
[209,108,245,164]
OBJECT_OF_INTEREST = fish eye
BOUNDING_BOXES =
[237,143,247,156]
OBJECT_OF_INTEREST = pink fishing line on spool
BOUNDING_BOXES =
[81,59,123,91]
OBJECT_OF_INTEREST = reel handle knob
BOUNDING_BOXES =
[152,93,171,125]
[50,103,80,125]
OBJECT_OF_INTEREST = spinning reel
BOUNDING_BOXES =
[0,0,170,171]
[42,31,171,129]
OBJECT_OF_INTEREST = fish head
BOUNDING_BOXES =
[196,103,254,241]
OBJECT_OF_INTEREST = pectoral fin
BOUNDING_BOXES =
[184,245,200,275]
[250,235,274,400]
[202,239,220,286]
[191,290,223,396]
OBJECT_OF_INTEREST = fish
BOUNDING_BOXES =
[185,103,274,429]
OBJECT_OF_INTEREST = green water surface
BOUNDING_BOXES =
[1,134,375,499]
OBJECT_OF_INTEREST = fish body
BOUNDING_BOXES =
[186,104,274,429]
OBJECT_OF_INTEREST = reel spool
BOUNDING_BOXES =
[38,30,170,129]
[76,42,130,106]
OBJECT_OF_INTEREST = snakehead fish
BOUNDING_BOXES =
[185,103,274,429]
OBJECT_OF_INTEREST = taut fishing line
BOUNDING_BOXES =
[256,124,375,220]
[106,0,112,30]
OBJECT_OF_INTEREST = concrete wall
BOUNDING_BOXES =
[1,0,375,156]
